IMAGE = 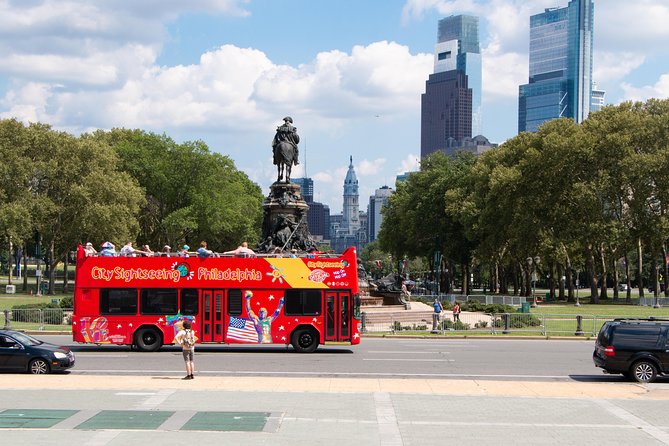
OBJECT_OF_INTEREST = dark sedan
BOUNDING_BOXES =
[0,329,75,374]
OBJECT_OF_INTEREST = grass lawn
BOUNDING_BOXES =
[0,292,72,310]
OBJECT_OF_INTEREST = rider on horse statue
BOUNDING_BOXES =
[272,116,300,166]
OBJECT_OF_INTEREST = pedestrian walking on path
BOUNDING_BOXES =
[453,301,461,323]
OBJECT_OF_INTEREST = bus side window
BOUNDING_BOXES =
[285,290,321,316]
[181,289,198,315]
[100,289,138,315]
[228,289,243,315]
[140,289,178,315]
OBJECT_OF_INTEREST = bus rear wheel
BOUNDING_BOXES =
[134,328,162,352]
[291,327,319,353]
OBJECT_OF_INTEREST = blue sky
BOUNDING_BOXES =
[1,0,668,213]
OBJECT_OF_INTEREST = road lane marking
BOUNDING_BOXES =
[363,358,454,362]
[366,351,448,354]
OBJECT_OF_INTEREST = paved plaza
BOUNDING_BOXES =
[2,374,669,445]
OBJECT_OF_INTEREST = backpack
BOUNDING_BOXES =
[182,329,195,348]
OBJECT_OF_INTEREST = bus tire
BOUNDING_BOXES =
[134,327,162,352]
[291,327,319,353]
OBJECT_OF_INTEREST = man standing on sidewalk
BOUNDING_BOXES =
[432,298,443,332]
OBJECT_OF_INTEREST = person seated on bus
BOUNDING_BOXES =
[223,241,256,257]
[119,241,142,257]
[196,241,215,258]
[307,247,320,258]
[289,248,298,258]
[83,242,97,257]
[161,245,172,256]
[99,241,116,257]
[178,245,191,257]
[140,244,154,256]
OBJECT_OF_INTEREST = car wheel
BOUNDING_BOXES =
[291,328,319,353]
[134,328,162,352]
[631,360,658,383]
[29,358,50,374]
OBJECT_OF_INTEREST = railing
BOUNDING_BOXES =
[412,294,529,306]
[2,308,73,332]
[360,311,620,337]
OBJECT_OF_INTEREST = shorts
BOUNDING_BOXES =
[182,349,194,362]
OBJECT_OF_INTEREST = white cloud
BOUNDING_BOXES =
[593,52,646,85]
[621,74,669,102]
[398,154,420,174]
[358,158,386,176]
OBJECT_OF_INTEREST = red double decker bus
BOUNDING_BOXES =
[72,246,361,352]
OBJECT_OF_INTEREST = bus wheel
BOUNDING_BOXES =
[134,328,162,352]
[291,327,319,353]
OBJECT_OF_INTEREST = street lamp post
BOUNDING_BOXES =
[527,256,540,308]
[653,264,661,309]
[575,269,581,307]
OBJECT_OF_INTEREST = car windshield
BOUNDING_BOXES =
[10,332,44,346]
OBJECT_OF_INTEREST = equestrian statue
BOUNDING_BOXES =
[272,116,300,183]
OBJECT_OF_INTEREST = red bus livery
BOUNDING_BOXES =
[73,247,361,352]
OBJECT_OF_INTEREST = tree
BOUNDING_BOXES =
[89,129,264,251]
[0,119,145,294]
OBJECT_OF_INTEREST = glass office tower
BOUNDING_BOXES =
[518,0,594,133]
[421,15,481,158]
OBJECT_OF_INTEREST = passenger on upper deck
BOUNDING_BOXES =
[162,245,172,256]
[140,244,154,256]
[196,241,215,258]
[178,245,191,257]
[224,242,256,257]
[83,242,97,257]
[119,241,143,257]
[99,241,116,257]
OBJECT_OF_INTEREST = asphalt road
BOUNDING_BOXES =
[33,335,637,382]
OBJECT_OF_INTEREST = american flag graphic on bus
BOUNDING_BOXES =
[226,316,259,343]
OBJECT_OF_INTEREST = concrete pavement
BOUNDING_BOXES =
[3,374,669,445]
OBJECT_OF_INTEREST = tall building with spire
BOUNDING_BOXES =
[330,156,367,253]
[342,156,360,234]
[518,0,594,133]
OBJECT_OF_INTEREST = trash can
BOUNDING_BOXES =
[545,292,550,302]
[520,302,530,313]
[5,284,15,294]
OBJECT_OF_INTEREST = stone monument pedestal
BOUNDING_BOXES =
[257,182,316,253]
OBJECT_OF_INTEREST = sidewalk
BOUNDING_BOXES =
[3,375,669,445]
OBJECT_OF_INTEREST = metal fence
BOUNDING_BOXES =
[1,308,73,332]
[413,294,530,306]
[360,311,619,337]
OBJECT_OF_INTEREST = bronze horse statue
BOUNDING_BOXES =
[273,140,297,183]
[272,116,300,183]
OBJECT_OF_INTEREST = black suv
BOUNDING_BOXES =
[593,318,669,383]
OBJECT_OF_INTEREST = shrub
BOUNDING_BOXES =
[59,296,74,308]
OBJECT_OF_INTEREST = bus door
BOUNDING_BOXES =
[201,290,225,343]
[325,291,351,342]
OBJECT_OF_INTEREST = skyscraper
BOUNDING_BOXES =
[518,0,594,133]
[291,177,330,240]
[368,186,393,243]
[421,15,482,158]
